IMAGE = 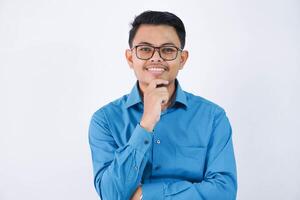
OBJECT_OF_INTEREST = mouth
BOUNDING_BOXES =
[145,66,167,76]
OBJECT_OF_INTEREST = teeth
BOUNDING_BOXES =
[147,67,165,71]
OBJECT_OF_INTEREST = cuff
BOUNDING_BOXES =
[128,123,153,155]
[142,181,166,200]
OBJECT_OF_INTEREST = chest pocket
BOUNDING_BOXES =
[174,145,207,181]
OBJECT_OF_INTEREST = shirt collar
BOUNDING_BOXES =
[125,79,188,109]
[125,81,143,108]
[173,79,188,108]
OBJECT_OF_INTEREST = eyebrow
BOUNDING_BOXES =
[137,42,177,46]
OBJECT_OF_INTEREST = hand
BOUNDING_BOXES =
[131,186,142,200]
[140,79,169,132]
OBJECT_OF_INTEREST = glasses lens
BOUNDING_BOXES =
[160,46,178,60]
[136,46,154,60]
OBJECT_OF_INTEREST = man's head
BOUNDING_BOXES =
[125,11,189,91]
[128,11,186,49]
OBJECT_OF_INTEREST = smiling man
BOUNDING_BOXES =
[89,11,237,200]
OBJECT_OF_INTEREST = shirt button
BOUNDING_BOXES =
[156,139,160,144]
[144,140,149,145]
[134,166,138,170]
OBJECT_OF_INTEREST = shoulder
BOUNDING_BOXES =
[184,91,231,134]
[184,91,226,116]
[91,93,130,120]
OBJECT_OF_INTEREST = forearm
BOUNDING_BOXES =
[141,173,236,200]
[99,145,149,200]
[90,120,153,200]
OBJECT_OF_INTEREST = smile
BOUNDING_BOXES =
[146,67,166,72]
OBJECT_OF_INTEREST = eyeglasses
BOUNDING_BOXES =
[131,45,183,61]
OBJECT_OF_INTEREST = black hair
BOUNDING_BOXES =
[128,10,186,49]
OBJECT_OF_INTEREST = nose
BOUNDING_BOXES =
[150,49,163,62]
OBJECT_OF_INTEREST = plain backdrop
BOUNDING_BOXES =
[0,0,299,199]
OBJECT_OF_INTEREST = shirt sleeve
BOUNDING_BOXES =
[141,109,237,200]
[88,108,153,200]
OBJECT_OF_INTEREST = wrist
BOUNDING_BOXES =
[140,120,155,132]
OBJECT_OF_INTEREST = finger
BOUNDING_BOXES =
[160,93,169,104]
[155,87,168,92]
[148,79,169,90]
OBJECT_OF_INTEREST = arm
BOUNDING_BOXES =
[141,110,237,200]
[131,186,143,200]
[88,108,152,200]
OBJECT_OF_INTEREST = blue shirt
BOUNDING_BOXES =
[89,80,237,200]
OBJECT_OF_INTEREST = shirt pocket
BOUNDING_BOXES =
[174,145,207,180]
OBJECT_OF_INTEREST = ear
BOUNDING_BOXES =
[125,49,134,69]
[179,50,189,70]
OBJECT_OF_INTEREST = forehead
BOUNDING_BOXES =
[133,24,181,46]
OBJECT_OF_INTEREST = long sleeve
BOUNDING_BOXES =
[88,108,153,200]
[141,110,237,200]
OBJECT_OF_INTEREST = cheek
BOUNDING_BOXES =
[168,60,181,71]
[132,59,146,71]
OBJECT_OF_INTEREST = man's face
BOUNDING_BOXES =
[126,25,188,90]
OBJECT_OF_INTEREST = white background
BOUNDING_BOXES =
[0,0,299,199]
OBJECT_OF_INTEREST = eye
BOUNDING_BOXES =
[138,46,153,52]
[161,47,176,54]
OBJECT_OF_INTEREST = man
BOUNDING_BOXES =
[89,10,237,200]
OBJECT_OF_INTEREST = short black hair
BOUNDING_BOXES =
[128,10,186,49]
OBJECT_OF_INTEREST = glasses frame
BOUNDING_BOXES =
[131,45,183,61]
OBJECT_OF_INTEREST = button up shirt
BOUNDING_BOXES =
[89,80,237,200]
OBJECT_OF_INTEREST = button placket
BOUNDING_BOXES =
[152,127,163,174]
